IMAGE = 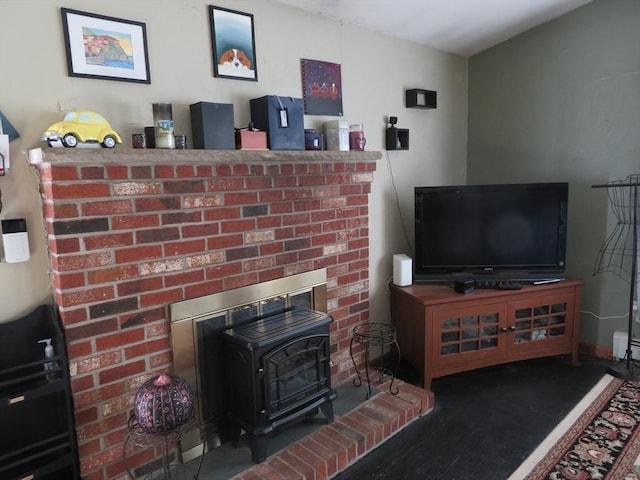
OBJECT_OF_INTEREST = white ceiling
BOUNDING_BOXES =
[272,0,593,57]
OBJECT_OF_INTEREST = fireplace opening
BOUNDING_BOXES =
[170,269,329,461]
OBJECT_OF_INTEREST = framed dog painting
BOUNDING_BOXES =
[209,5,258,81]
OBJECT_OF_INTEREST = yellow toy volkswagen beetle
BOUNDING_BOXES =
[43,111,122,148]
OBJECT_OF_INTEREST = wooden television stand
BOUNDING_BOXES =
[390,279,583,389]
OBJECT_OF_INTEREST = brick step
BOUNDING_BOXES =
[231,378,434,480]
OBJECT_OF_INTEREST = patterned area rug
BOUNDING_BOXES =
[509,374,640,480]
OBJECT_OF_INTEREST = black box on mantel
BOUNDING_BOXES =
[249,95,305,150]
[190,102,235,149]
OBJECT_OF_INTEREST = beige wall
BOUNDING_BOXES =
[0,0,468,322]
[467,0,640,347]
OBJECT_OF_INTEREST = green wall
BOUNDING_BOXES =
[468,0,640,347]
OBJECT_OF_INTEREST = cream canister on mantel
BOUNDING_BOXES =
[324,120,349,151]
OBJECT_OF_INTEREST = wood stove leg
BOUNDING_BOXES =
[248,433,270,464]
[229,423,241,448]
[319,401,334,423]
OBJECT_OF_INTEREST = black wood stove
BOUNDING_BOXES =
[223,307,336,463]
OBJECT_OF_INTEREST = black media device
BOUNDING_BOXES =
[414,182,569,284]
[454,280,475,294]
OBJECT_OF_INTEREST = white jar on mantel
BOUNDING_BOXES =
[153,103,175,149]
[324,120,349,151]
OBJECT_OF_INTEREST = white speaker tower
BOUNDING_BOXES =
[392,254,412,286]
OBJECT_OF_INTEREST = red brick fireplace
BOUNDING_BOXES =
[28,147,382,479]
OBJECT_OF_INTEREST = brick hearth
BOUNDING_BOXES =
[229,377,433,480]
[27,147,430,479]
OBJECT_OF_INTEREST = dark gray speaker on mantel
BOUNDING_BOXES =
[190,102,235,149]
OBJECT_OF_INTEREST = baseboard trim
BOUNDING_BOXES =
[579,341,612,360]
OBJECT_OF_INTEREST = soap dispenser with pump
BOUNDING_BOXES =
[38,338,59,381]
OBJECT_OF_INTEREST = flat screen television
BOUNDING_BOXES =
[414,182,569,283]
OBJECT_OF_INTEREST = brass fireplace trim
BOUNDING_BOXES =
[170,268,327,322]
[169,268,327,461]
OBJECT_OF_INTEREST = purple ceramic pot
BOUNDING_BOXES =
[134,373,194,434]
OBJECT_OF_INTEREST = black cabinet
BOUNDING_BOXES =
[0,305,79,480]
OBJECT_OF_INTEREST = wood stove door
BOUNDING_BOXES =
[262,333,331,422]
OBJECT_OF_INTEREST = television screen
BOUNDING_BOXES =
[414,182,568,283]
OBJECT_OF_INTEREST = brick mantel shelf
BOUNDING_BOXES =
[27,146,384,479]
[28,147,381,165]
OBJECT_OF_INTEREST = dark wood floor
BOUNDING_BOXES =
[334,354,612,480]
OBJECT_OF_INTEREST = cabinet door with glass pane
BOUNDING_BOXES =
[506,293,575,354]
[432,303,507,367]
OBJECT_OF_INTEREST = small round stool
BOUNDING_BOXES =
[123,413,204,479]
[350,323,401,398]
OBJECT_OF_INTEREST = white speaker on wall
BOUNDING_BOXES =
[393,254,412,286]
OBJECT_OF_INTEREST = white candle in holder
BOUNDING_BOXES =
[152,103,175,149]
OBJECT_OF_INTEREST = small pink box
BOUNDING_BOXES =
[235,130,268,150]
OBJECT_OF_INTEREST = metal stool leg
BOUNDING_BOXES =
[388,338,401,395]
[350,335,364,388]
[376,331,386,383]
[363,343,372,399]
